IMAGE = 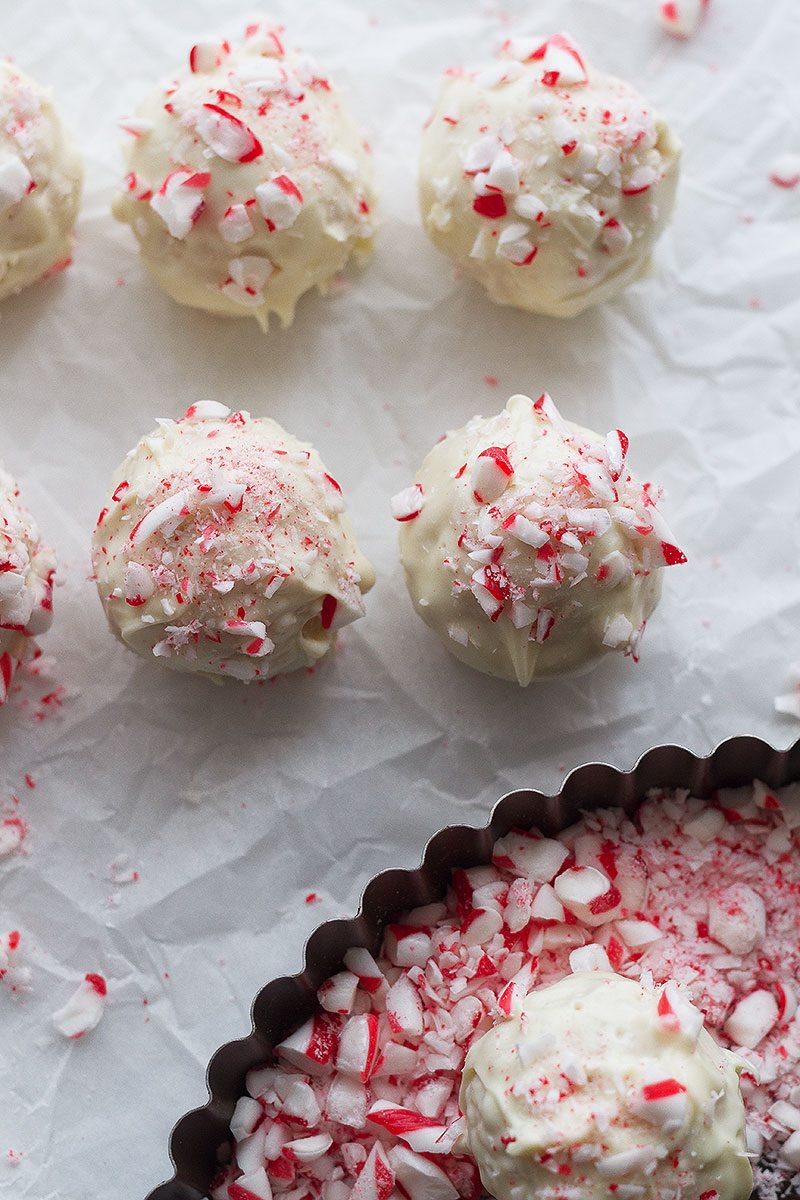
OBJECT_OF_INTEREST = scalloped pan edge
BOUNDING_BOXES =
[146,733,800,1200]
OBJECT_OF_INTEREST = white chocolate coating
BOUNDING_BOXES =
[0,465,55,704]
[113,20,375,329]
[394,393,685,684]
[91,403,374,681]
[419,33,680,318]
[460,973,753,1200]
[0,62,83,302]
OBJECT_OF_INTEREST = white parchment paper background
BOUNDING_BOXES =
[1,0,799,1196]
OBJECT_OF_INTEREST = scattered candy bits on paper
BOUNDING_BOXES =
[51,973,108,1040]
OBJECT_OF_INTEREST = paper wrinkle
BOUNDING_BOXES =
[0,0,799,1196]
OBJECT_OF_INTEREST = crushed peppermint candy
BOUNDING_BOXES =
[52,973,108,1039]
[658,0,710,39]
[215,780,800,1199]
[769,154,800,191]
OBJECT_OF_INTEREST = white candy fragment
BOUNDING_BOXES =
[387,1145,459,1200]
[391,484,425,522]
[52,974,107,1039]
[471,447,514,503]
[276,1014,338,1075]
[492,830,569,881]
[724,989,779,1049]
[707,884,766,955]
[658,0,710,39]
[554,866,621,926]
[0,156,32,214]
[386,975,424,1037]
[150,170,208,239]
[569,944,612,973]
[255,175,303,231]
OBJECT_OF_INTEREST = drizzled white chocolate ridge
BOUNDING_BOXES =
[114,19,375,328]
[394,393,685,684]
[91,403,374,681]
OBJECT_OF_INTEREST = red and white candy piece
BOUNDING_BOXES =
[527,33,589,87]
[657,981,703,1044]
[125,562,154,607]
[472,447,514,504]
[385,925,433,968]
[184,401,231,420]
[601,218,633,256]
[223,256,274,305]
[493,829,569,881]
[554,866,622,926]
[391,484,425,522]
[150,170,209,239]
[336,1013,380,1081]
[0,817,26,857]
[52,973,107,1039]
[220,204,255,244]
[631,1076,689,1131]
[496,225,537,266]
[569,943,612,973]
[276,1013,338,1075]
[604,429,630,481]
[386,975,424,1037]
[326,1073,369,1128]
[227,1166,272,1200]
[769,153,800,190]
[461,907,503,947]
[343,946,387,997]
[724,988,779,1049]
[189,38,231,73]
[502,512,549,549]
[367,1102,462,1154]
[707,883,766,955]
[387,1145,459,1200]
[256,176,303,232]
[349,1142,394,1200]
[197,104,263,164]
[318,970,359,1015]
[0,156,33,215]
[658,0,710,39]
[284,1133,333,1163]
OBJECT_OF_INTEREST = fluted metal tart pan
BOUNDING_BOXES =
[146,734,800,1200]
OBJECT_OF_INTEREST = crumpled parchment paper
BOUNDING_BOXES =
[1,0,799,1196]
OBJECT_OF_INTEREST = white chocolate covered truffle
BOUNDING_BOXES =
[0,62,83,302]
[113,19,375,328]
[419,33,680,318]
[0,465,55,705]
[393,393,685,684]
[91,402,374,681]
[460,972,752,1200]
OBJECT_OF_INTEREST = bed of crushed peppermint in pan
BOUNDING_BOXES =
[212,781,800,1200]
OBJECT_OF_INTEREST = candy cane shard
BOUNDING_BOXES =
[197,104,263,163]
[391,484,425,522]
[150,171,209,239]
[658,0,710,39]
[52,974,107,1039]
